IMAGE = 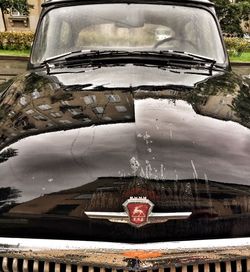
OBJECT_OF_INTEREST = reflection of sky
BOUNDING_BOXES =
[0,98,250,203]
[0,123,136,202]
[135,99,250,185]
[56,65,210,88]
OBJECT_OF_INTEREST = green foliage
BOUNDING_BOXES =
[229,52,250,62]
[0,31,34,50]
[0,49,30,56]
[0,0,31,15]
[237,1,250,30]
[224,37,250,56]
[212,0,250,36]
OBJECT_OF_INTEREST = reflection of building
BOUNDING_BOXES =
[7,177,250,219]
[8,177,127,217]
[0,75,134,149]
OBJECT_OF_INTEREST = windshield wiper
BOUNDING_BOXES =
[42,50,221,75]
[42,49,130,64]
[42,50,130,73]
[42,50,90,63]
[163,50,215,62]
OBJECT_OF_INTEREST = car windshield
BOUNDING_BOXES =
[31,4,226,64]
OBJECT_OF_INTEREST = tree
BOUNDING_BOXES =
[0,0,30,15]
[236,0,250,31]
[212,0,250,36]
[0,0,31,31]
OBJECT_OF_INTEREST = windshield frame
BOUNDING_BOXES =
[28,1,229,70]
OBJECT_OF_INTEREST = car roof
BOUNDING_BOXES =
[43,0,214,7]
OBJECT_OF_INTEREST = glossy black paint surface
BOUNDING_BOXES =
[0,62,250,242]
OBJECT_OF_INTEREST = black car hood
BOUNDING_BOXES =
[50,65,211,89]
[0,65,250,242]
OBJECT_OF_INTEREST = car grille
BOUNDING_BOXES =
[0,256,250,272]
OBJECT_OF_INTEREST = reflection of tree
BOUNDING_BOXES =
[232,82,250,124]
[0,187,21,213]
[134,72,250,129]
[0,148,18,163]
[186,72,250,128]
[186,73,242,105]
[0,187,21,203]
[24,73,52,94]
[0,78,14,96]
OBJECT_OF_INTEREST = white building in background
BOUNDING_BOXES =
[0,0,44,32]
[0,10,5,32]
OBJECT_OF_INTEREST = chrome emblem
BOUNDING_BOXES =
[123,197,154,227]
[85,197,192,228]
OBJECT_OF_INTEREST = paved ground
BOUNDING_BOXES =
[0,59,28,83]
[232,64,250,76]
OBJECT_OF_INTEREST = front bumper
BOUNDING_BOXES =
[0,237,250,272]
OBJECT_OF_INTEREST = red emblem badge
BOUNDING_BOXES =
[123,197,154,227]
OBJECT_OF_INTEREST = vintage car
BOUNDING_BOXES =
[0,0,250,271]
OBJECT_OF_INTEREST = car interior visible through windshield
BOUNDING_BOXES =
[31,4,225,64]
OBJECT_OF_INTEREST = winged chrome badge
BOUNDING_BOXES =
[85,197,192,228]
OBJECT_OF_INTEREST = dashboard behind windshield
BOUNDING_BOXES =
[31,4,226,64]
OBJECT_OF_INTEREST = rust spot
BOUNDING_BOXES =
[123,250,163,259]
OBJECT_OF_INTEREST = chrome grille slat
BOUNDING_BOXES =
[66,264,72,272]
[44,261,50,272]
[237,260,242,272]
[2,257,9,272]
[77,264,83,272]
[23,259,29,272]
[226,261,232,272]
[215,262,220,272]
[204,263,210,272]
[193,264,199,272]
[12,258,18,272]
[55,263,60,272]
[182,265,187,272]
[247,260,250,272]
[33,260,39,272]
